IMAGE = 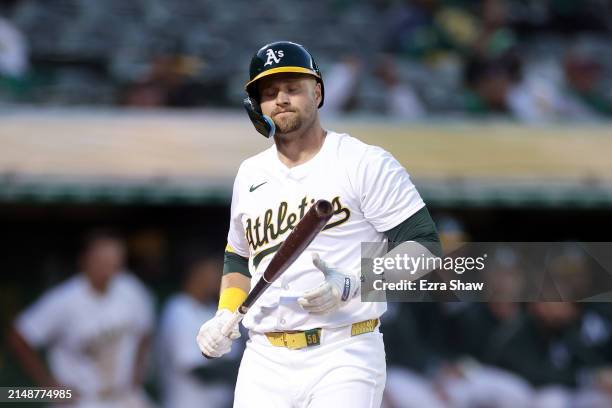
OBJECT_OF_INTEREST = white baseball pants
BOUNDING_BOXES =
[234,330,386,408]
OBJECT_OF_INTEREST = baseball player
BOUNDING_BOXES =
[8,230,155,408]
[196,41,441,408]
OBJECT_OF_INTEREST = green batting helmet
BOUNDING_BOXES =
[244,41,324,108]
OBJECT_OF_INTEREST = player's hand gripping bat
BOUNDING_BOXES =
[203,199,334,359]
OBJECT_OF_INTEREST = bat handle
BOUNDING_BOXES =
[221,310,245,337]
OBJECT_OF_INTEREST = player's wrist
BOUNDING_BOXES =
[218,287,248,313]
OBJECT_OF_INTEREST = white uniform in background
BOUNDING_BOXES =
[228,131,425,407]
[0,17,29,77]
[16,272,155,408]
[158,294,241,408]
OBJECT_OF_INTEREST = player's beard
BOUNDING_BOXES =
[273,111,302,134]
[273,102,316,136]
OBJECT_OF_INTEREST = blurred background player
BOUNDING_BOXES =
[158,252,242,408]
[7,229,155,408]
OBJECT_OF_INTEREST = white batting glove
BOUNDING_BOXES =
[298,253,361,315]
[196,309,241,358]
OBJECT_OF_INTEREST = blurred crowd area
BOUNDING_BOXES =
[2,212,612,408]
[0,0,612,121]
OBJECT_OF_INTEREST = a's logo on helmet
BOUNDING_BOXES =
[264,48,284,66]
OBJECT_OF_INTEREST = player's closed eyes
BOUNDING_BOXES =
[262,84,301,99]
[261,88,276,98]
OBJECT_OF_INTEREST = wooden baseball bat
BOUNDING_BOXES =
[204,199,333,358]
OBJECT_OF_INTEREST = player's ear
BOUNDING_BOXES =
[314,82,322,106]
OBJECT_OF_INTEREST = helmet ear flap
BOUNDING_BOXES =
[243,97,276,138]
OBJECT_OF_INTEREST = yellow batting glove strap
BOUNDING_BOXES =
[218,287,248,313]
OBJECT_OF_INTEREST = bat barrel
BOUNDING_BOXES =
[243,199,333,310]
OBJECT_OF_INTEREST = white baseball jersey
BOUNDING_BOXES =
[158,294,238,408]
[16,272,154,400]
[227,131,425,333]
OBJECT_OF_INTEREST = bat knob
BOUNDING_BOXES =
[313,199,333,218]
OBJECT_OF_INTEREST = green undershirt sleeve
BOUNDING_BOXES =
[223,251,250,277]
[383,206,442,257]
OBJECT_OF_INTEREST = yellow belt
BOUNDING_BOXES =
[265,318,379,350]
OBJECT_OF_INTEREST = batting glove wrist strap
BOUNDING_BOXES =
[298,253,361,315]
